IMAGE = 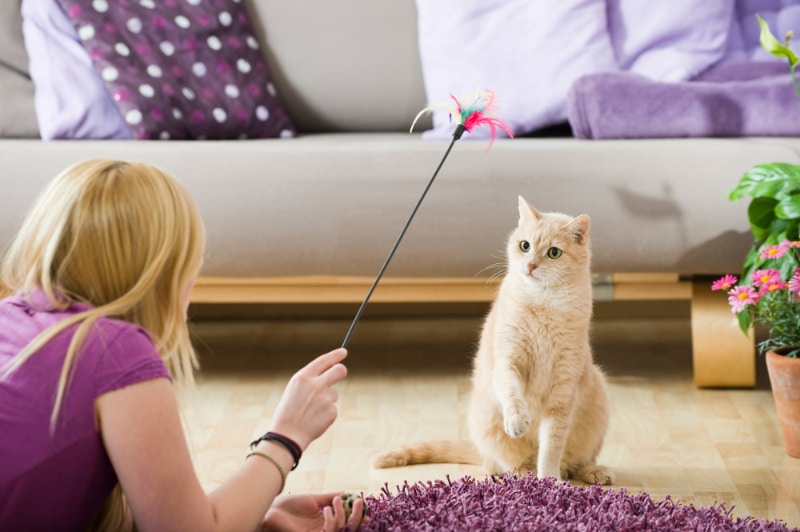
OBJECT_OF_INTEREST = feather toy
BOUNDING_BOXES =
[341,90,513,348]
[410,89,514,145]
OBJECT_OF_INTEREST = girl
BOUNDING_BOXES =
[0,159,365,531]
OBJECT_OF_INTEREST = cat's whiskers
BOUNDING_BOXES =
[475,261,504,278]
[476,254,508,287]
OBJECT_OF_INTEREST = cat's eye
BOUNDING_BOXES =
[519,241,531,253]
[547,247,563,259]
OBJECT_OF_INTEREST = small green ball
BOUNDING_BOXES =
[341,492,361,520]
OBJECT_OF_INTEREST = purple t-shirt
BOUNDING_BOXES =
[0,290,171,530]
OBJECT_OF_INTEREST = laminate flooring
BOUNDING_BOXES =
[184,302,800,528]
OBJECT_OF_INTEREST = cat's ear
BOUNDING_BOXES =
[518,196,541,224]
[567,214,591,245]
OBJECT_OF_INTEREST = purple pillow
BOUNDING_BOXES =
[55,0,296,140]
[607,0,734,81]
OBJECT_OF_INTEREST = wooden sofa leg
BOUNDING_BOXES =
[690,278,756,388]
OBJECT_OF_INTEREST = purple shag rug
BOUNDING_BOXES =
[360,473,797,531]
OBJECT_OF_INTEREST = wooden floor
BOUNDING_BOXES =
[184,301,800,528]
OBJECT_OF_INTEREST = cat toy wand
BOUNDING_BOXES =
[341,90,514,348]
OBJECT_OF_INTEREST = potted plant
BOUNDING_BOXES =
[712,15,800,458]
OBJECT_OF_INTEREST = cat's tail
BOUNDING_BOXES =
[371,440,481,468]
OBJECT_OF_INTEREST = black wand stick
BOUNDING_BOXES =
[341,124,466,349]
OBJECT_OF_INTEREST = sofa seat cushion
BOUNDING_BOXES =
[4,135,800,279]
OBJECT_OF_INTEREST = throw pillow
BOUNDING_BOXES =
[414,0,618,139]
[21,0,132,139]
[722,0,800,64]
[51,0,295,139]
[607,0,735,82]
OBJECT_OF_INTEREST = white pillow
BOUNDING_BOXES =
[607,0,735,82]
[415,0,618,139]
[21,0,132,139]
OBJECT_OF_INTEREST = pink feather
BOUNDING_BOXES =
[412,90,514,147]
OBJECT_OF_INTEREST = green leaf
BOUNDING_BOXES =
[786,220,800,241]
[776,193,800,219]
[747,197,779,240]
[730,163,800,200]
[758,14,799,67]
[780,257,798,280]
[737,308,752,334]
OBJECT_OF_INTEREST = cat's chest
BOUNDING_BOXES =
[505,303,579,343]
[498,304,589,366]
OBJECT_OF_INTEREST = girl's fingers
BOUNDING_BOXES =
[320,362,347,388]
[323,496,345,531]
[321,505,336,531]
[304,348,347,376]
[347,498,367,527]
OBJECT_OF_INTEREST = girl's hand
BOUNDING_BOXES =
[270,348,348,451]
[261,492,367,531]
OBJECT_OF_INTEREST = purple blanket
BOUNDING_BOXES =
[567,62,800,139]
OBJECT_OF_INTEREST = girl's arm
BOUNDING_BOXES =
[98,377,285,531]
[97,348,349,531]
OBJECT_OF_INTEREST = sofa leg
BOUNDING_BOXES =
[690,278,755,388]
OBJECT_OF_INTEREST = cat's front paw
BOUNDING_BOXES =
[503,406,531,438]
[576,465,615,485]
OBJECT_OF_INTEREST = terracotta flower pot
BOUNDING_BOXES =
[765,350,800,458]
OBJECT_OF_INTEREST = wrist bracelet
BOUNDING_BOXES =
[246,450,286,493]
[249,431,302,470]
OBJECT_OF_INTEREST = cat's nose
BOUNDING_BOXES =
[528,263,538,274]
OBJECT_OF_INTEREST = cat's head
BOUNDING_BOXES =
[506,196,591,288]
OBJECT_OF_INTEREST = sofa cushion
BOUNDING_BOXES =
[59,0,297,140]
[242,0,428,134]
[24,0,296,140]
[607,0,734,81]
[0,1,39,138]
[415,0,618,140]
[724,0,800,63]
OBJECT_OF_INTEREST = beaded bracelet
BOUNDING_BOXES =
[246,450,287,493]
[249,431,303,470]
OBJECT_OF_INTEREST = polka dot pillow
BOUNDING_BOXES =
[56,0,296,139]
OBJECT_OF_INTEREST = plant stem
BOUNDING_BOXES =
[792,64,800,101]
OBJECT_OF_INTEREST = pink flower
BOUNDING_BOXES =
[759,280,788,294]
[751,268,781,287]
[728,285,759,313]
[759,243,788,260]
[711,274,738,291]
[790,268,800,296]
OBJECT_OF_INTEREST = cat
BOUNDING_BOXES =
[372,196,614,485]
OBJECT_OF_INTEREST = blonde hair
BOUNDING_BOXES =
[1,159,206,530]
[1,159,206,423]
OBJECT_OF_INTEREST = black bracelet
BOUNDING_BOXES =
[250,431,302,470]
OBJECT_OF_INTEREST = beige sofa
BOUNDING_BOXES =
[3,0,798,387]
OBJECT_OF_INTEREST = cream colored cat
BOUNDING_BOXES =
[372,196,613,485]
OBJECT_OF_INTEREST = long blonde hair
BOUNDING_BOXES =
[1,158,205,419]
[1,159,206,529]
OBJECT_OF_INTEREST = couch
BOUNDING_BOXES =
[3,0,800,387]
